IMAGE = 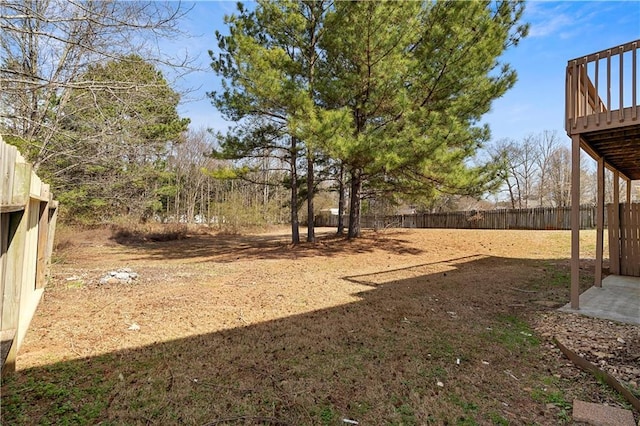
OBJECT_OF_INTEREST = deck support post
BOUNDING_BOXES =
[571,135,581,310]
[595,157,605,287]
[611,171,621,275]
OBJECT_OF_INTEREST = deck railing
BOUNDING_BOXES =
[565,39,638,133]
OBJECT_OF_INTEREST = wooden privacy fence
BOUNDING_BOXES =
[1,137,58,375]
[316,205,598,230]
[608,203,640,277]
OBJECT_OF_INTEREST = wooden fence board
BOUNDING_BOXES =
[620,205,629,275]
[1,143,17,208]
[606,203,640,278]
[618,203,640,276]
[1,208,28,373]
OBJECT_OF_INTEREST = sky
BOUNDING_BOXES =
[169,1,640,146]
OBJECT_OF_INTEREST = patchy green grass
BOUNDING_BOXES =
[531,387,572,424]
[2,358,114,425]
[484,314,540,353]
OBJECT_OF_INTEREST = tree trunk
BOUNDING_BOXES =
[337,162,346,235]
[290,137,300,244]
[507,182,516,209]
[348,168,362,239]
[207,176,211,225]
[306,155,315,242]
[187,200,195,224]
[305,5,318,243]
[174,183,181,223]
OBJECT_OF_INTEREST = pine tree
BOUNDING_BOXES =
[210,0,332,244]
[320,0,528,237]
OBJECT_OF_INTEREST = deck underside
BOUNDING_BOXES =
[572,108,640,180]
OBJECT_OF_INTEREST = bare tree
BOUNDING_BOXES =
[489,131,601,209]
[533,130,560,206]
[491,137,539,208]
[169,128,219,223]
[546,147,572,207]
[0,0,192,170]
[517,135,540,208]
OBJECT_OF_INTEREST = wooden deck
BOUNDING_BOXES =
[565,39,640,309]
[566,40,640,179]
[566,41,638,127]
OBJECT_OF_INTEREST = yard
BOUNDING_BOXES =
[1,226,638,425]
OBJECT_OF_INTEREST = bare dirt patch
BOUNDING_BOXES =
[2,227,638,425]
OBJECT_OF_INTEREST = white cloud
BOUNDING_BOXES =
[528,13,574,38]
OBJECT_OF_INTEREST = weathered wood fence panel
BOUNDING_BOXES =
[316,205,598,230]
[1,137,58,375]
[609,203,640,277]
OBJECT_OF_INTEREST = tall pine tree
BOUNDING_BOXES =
[320,0,528,237]
[210,0,332,243]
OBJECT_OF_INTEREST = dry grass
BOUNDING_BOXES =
[1,227,636,425]
[110,222,189,243]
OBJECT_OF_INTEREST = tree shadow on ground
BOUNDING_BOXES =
[1,255,604,425]
[108,228,426,263]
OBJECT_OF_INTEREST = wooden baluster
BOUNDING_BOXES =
[583,61,588,127]
[573,61,579,129]
[595,54,600,124]
[564,64,572,130]
[633,42,637,120]
[619,46,624,122]
[607,50,612,124]
[567,62,575,129]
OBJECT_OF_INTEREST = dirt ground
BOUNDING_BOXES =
[2,226,639,425]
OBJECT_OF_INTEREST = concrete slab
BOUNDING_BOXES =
[572,399,636,426]
[560,275,640,325]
